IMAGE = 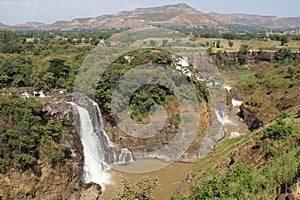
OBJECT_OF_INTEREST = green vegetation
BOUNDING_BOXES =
[0,95,65,173]
[0,29,120,90]
[113,176,159,200]
[186,150,299,200]
[172,111,300,199]
[96,48,209,123]
[264,119,292,140]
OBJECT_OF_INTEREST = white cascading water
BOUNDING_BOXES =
[115,148,134,164]
[223,84,243,108]
[223,84,233,92]
[75,104,111,186]
[215,109,232,125]
[232,99,243,107]
[72,99,133,187]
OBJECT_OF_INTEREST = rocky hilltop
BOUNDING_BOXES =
[2,3,300,31]
[9,4,222,31]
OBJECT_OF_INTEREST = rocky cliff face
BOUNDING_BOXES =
[239,82,300,131]
[239,100,264,131]
[0,102,102,200]
[104,100,211,163]
[42,102,73,122]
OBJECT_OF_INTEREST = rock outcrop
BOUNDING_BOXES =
[240,100,264,131]
[42,102,73,122]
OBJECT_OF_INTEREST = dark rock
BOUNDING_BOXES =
[240,100,264,130]
[42,102,73,122]
[276,193,296,200]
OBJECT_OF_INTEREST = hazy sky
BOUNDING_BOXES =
[1,0,299,25]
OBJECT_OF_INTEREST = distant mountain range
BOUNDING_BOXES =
[2,3,300,31]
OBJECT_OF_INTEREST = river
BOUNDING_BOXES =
[100,161,193,199]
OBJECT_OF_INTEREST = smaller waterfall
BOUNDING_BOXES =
[232,99,243,107]
[224,84,243,107]
[215,109,232,125]
[115,148,134,164]
[223,84,233,92]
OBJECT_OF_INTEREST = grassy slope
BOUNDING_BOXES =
[172,105,299,199]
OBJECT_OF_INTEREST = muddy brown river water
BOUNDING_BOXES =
[100,161,193,200]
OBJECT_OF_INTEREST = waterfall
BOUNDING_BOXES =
[224,84,243,107]
[215,109,232,125]
[232,99,243,107]
[223,84,233,92]
[115,148,134,164]
[75,104,112,186]
[71,98,133,187]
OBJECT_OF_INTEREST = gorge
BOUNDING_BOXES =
[0,3,299,198]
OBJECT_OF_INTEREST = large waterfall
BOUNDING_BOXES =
[75,104,111,186]
[72,98,133,187]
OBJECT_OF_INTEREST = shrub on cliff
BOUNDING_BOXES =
[264,119,292,140]
[0,95,65,173]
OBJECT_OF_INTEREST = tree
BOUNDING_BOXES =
[239,44,250,54]
[252,62,270,84]
[280,35,289,46]
[237,44,249,65]
[275,49,294,61]
[205,41,210,47]
[0,95,65,173]
[287,66,295,81]
[48,58,70,88]
[228,40,234,48]
[216,40,221,48]
[264,118,292,140]
[49,59,67,76]
[0,30,20,53]
[150,40,156,47]
[162,39,168,47]
[113,177,159,200]
[90,37,99,45]
[0,57,31,88]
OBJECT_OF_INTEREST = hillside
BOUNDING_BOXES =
[174,107,300,199]
[8,4,223,31]
[2,3,299,31]
[208,12,300,30]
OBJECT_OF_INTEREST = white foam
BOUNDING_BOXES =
[232,99,243,107]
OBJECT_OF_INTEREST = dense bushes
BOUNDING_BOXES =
[0,29,119,90]
[96,48,208,123]
[0,95,65,173]
[96,49,174,121]
[264,118,292,140]
[0,30,22,53]
[172,147,299,199]
[113,176,159,200]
